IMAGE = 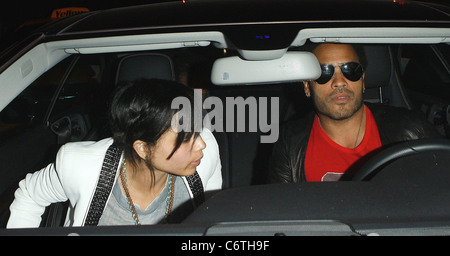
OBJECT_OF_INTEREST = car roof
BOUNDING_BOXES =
[1,0,449,89]
[0,0,447,81]
[36,0,450,36]
[1,0,441,59]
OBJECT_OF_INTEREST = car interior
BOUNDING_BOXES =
[0,23,449,234]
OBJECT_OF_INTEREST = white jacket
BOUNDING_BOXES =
[7,128,222,228]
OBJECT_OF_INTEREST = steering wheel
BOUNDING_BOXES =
[352,138,450,181]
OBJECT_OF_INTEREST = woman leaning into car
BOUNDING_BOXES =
[7,79,222,228]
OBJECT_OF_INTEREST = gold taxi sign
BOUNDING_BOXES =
[51,7,90,19]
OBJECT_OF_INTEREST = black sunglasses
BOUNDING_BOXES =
[315,62,364,84]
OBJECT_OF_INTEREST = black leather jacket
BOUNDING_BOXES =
[267,103,442,183]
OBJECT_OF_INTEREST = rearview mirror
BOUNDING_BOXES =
[211,51,320,85]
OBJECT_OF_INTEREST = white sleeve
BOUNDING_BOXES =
[197,128,222,192]
[7,146,68,229]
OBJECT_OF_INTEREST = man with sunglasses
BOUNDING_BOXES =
[268,43,440,183]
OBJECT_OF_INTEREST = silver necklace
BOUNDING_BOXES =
[317,107,365,149]
[353,107,365,148]
[119,159,174,225]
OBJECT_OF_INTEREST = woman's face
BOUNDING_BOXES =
[148,130,206,176]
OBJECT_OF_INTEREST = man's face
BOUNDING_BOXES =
[304,44,365,121]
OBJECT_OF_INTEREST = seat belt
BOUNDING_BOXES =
[84,144,121,226]
[84,143,205,226]
[185,171,205,208]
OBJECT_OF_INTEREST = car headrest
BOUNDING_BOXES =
[115,53,175,84]
[363,45,392,89]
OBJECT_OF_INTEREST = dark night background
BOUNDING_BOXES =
[0,0,171,48]
[0,0,167,28]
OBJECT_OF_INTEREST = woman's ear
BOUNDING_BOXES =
[133,140,148,160]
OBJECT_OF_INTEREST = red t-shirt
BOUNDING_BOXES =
[305,106,382,181]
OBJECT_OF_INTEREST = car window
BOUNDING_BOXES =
[50,54,106,120]
[399,44,450,101]
[0,54,108,142]
[0,57,73,140]
[437,44,450,65]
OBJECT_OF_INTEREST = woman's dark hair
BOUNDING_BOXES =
[108,78,200,167]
